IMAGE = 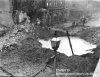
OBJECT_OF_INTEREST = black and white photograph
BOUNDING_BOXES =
[0,0,100,77]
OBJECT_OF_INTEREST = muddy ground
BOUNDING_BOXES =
[0,23,99,77]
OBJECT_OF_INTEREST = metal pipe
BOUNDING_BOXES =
[66,31,74,55]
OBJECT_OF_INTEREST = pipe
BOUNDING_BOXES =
[66,31,74,55]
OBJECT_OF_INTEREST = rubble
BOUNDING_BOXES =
[0,22,36,52]
[79,27,100,45]
[0,18,98,77]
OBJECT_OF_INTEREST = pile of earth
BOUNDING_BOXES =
[0,37,98,77]
[79,27,100,45]
[0,22,99,77]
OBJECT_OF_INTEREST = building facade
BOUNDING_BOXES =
[11,0,66,26]
[47,0,65,10]
[0,0,14,26]
[46,0,66,26]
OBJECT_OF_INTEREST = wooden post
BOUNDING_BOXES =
[54,50,57,77]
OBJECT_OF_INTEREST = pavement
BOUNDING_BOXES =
[93,58,100,77]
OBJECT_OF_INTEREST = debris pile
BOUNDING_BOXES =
[79,27,100,45]
[0,22,36,52]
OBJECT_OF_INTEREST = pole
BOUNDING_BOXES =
[66,31,74,55]
[54,50,57,77]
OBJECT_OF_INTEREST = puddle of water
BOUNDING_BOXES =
[39,37,96,56]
